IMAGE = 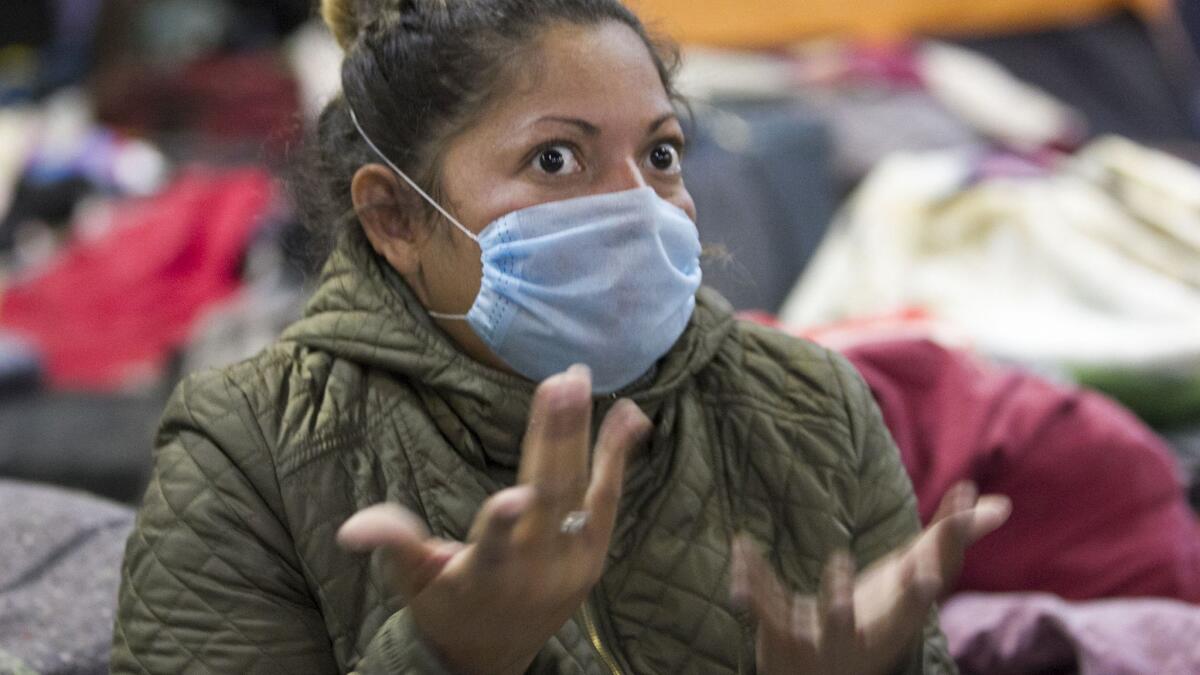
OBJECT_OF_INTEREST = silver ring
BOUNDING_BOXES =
[560,510,590,535]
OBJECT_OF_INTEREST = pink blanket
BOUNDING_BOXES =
[942,593,1200,675]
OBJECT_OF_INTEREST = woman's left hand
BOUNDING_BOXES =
[731,482,1011,675]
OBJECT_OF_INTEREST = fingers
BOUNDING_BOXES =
[517,366,594,536]
[431,540,467,565]
[583,399,652,544]
[338,503,445,598]
[471,486,536,562]
[907,536,943,608]
[733,537,824,672]
[731,536,792,630]
[818,551,858,659]
[730,537,751,608]
[931,482,976,533]
[967,495,1012,543]
[930,482,1013,545]
[849,549,938,675]
[915,483,1012,600]
[338,503,430,552]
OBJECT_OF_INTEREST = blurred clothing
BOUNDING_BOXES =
[956,11,1200,143]
[0,0,102,102]
[685,103,838,311]
[181,260,307,375]
[677,41,1083,178]
[0,108,38,228]
[797,85,982,184]
[93,51,301,158]
[0,168,275,390]
[630,0,1167,47]
[0,90,170,265]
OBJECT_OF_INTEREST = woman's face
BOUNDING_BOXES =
[361,20,695,374]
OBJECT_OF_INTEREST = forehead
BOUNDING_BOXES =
[484,21,674,128]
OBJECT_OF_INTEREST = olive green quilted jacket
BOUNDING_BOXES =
[111,230,956,674]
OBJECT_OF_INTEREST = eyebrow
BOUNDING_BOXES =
[647,112,678,134]
[533,112,680,136]
[536,117,601,136]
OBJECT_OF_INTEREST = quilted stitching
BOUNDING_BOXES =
[111,230,956,674]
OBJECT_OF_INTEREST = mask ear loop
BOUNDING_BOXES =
[347,105,480,245]
[348,104,476,321]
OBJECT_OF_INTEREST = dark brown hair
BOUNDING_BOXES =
[292,0,680,263]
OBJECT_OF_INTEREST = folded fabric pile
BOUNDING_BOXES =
[780,136,1200,427]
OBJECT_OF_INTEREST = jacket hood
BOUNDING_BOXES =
[281,229,735,467]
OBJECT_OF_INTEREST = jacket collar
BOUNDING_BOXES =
[282,228,735,470]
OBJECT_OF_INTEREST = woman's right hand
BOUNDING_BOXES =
[337,365,652,675]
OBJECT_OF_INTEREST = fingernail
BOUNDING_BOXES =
[546,372,590,411]
[996,496,1013,519]
[616,400,653,438]
[495,486,534,520]
[979,495,1013,523]
[729,550,749,607]
[568,364,592,381]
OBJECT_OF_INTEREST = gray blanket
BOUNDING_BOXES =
[0,480,134,675]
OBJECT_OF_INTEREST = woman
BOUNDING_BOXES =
[111,1,1009,673]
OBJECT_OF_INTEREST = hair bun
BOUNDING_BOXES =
[322,0,360,51]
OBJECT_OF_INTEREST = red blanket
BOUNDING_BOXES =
[741,313,1200,603]
[0,169,274,390]
[845,338,1200,602]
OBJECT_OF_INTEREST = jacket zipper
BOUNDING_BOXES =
[580,600,746,675]
[581,601,624,675]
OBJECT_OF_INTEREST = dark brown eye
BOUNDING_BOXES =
[530,144,581,176]
[650,144,679,171]
[539,148,566,173]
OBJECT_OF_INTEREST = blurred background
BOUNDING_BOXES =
[9,0,1199,502]
[2,1,1200,671]
[0,0,1195,506]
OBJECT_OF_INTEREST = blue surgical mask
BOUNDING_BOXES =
[350,108,703,394]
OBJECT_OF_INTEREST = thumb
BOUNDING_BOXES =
[965,495,1012,544]
[338,503,450,599]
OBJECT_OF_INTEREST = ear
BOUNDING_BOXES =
[352,164,433,281]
